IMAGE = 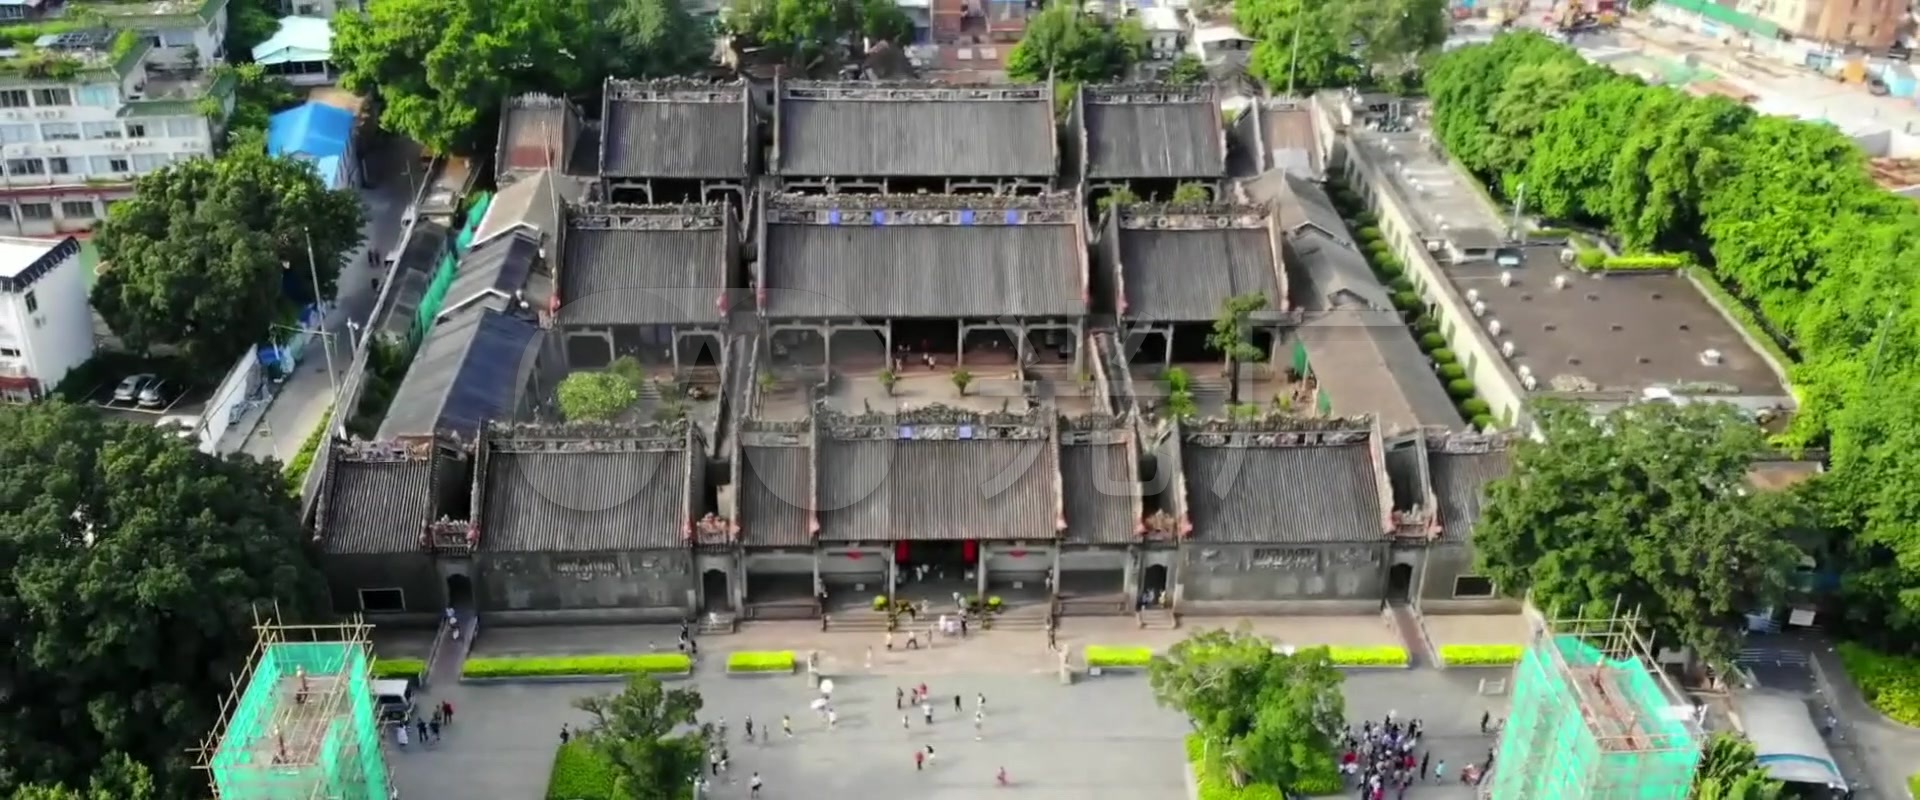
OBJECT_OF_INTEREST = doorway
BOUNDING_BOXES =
[1143,563,1169,594]
[702,569,731,611]
[1388,563,1414,603]
[444,574,473,610]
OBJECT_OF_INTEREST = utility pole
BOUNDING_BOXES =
[303,228,338,397]
[1510,182,1528,242]
[1286,15,1305,97]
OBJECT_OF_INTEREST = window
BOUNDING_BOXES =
[0,124,33,144]
[31,88,71,107]
[60,200,94,220]
[1453,576,1495,598]
[0,348,18,358]
[130,154,164,172]
[39,123,78,141]
[358,588,405,612]
[4,158,42,176]
[164,118,200,138]
[77,85,116,108]
[81,122,120,139]
[0,90,26,109]
[0,5,22,19]
[18,204,49,222]
[45,157,68,175]
[159,29,197,47]
[125,123,148,138]
[109,157,130,173]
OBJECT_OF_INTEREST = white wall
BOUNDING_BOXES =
[0,247,93,395]
[201,348,264,454]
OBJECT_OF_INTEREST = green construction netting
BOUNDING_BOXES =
[1489,635,1701,800]
[1291,339,1310,376]
[210,641,389,800]
[1662,0,1779,38]
[414,192,494,345]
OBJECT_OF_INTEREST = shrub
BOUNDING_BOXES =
[1439,645,1523,666]
[872,595,888,610]
[463,654,692,679]
[1528,227,1571,238]
[986,595,1003,610]
[1187,734,1289,800]
[1389,276,1416,293]
[1391,291,1422,312]
[1601,254,1686,271]
[1471,413,1496,430]
[282,406,334,491]
[1327,646,1410,666]
[1447,378,1477,399]
[546,739,617,800]
[1576,248,1607,269]
[1085,645,1154,668]
[371,658,426,681]
[1413,316,1440,335]
[1418,332,1446,351]
[1372,259,1403,280]
[1459,398,1491,417]
[1837,642,1920,726]
[1357,226,1382,242]
[1438,363,1467,381]
[727,651,797,673]
[1430,348,1457,365]
[1366,242,1392,261]
[1353,212,1378,228]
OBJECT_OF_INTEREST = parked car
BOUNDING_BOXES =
[373,679,414,724]
[135,380,170,408]
[113,374,156,402]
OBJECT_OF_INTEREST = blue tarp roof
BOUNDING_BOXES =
[267,102,353,162]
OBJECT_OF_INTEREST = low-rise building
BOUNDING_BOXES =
[1075,83,1227,200]
[771,80,1058,194]
[0,235,87,400]
[251,16,335,86]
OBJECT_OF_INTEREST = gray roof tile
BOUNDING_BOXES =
[376,308,541,439]
[556,205,732,327]
[776,82,1055,177]
[601,80,750,178]
[1181,438,1386,543]
[1428,445,1511,541]
[817,439,1061,540]
[1084,88,1224,179]
[481,427,698,552]
[319,458,435,555]
[1116,220,1283,322]
[1061,440,1138,544]
[739,444,815,547]
[1298,308,1463,434]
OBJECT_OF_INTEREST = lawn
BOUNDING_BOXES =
[371,658,426,681]
[1837,642,1920,726]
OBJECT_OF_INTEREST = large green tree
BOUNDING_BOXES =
[1474,402,1805,663]
[1005,5,1146,83]
[1207,292,1268,405]
[1236,0,1446,93]
[10,754,154,800]
[573,676,706,800]
[0,403,326,797]
[1692,734,1782,800]
[1148,627,1345,792]
[721,0,911,71]
[93,151,364,371]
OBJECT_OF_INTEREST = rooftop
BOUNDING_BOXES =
[81,0,228,22]
[375,307,541,440]
[758,193,1086,320]
[599,79,749,179]
[1255,101,1322,179]
[734,422,814,547]
[0,235,64,280]
[1348,126,1508,246]
[316,441,445,555]
[1179,419,1388,543]
[1298,308,1463,433]
[813,406,1062,542]
[1450,245,1786,399]
[1869,157,1920,193]
[1108,203,1284,322]
[556,203,733,328]
[0,28,147,84]
[1058,417,1140,545]
[1081,84,1226,180]
[774,81,1056,178]
[1425,433,1510,540]
[497,94,577,176]
[480,422,703,552]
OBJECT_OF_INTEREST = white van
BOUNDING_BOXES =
[372,679,414,723]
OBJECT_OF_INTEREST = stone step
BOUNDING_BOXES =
[824,614,893,633]
[987,615,1050,631]
[1138,609,1179,630]
[1058,597,1129,616]
[698,613,737,636]
[744,604,820,622]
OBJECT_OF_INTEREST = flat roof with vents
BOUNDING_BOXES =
[1451,245,1786,399]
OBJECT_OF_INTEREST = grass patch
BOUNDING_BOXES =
[1908,771,1919,798]
[1439,645,1523,667]
[1085,645,1154,668]
[1326,646,1409,667]
[282,403,333,492]
[1186,733,1340,799]
[371,658,426,681]
[1837,642,1920,727]
[726,651,796,673]
[546,739,619,800]
[462,654,692,679]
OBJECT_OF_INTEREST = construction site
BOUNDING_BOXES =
[1488,612,1704,800]
[199,618,392,800]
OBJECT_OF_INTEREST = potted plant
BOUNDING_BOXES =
[951,368,973,396]
[878,368,899,396]
[986,596,1003,613]
[872,595,888,611]
[758,371,776,394]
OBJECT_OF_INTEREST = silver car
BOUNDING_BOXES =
[113,373,155,402]
[136,380,170,408]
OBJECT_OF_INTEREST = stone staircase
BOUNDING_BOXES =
[1058,594,1129,616]
[1386,602,1430,668]
[987,604,1052,631]
[823,609,894,633]
[698,612,737,636]
[1137,608,1179,630]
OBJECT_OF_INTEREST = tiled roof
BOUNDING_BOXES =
[1247,170,1349,240]
[776,82,1055,177]
[473,170,559,251]
[481,432,696,552]
[1259,105,1321,179]
[761,205,1084,319]
[1084,92,1224,179]
[1060,441,1138,543]
[601,80,749,178]
[1284,234,1391,312]
[1116,225,1282,322]
[1298,308,1463,434]
[497,94,575,175]
[816,438,1060,541]
[319,457,435,555]
[1428,447,1510,540]
[556,207,731,327]
[739,444,814,547]
[443,231,540,315]
[1181,440,1385,543]
[376,308,541,440]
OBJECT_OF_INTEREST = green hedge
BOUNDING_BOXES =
[1837,642,1920,726]
[1600,254,1686,271]
[1431,348,1456,365]
[1357,226,1382,241]
[1446,378,1477,399]
[726,651,796,672]
[1085,645,1154,668]
[1327,646,1409,666]
[1391,291,1422,312]
[282,404,334,492]
[1471,413,1496,429]
[1528,227,1572,238]
[1439,645,1523,666]
[1460,398,1491,417]
[1413,316,1440,335]
[547,739,618,800]
[463,654,692,679]
[1439,363,1467,381]
[371,659,426,680]
[1418,332,1447,351]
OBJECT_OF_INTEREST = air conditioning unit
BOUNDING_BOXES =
[1471,300,1487,317]
[1499,271,1514,287]
[1521,373,1538,391]
[1552,274,1571,290]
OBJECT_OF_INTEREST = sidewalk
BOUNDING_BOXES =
[230,140,422,463]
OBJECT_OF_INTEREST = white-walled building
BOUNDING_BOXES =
[0,236,91,401]
[0,0,233,235]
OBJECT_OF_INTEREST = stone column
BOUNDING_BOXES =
[976,544,989,599]
[886,554,898,607]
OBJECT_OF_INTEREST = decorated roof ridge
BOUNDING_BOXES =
[565,201,728,230]
[1182,415,1375,444]
[739,418,812,434]
[1424,430,1514,454]
[817,403,1052,439]
[1117,203,1271,230]
[485,419,698,449]
[782,80,1049,102]
[330,435,445,464]
[1059,412,1129,432]
[1083,83,1216,104]
[765,192,1078,213]
[507,93,571,109]
[604,77,748,103]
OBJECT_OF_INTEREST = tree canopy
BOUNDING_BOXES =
[0,402,326,797]
[92,150,364,372]
[1236,0,1447,93]
[9,754,154,800]
[557,358,645,422]
[724,0,911,69]
[1474,402,1805,662]
[1427,31,1920,648]
[1005,4,1146,83]
[1691,734,1782,800]
[1148,627,1345,792]
[573,676,706,800]
[334,0,712,153]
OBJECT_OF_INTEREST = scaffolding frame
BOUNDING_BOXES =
[195,612,392,800]
[1487,608,1703,800]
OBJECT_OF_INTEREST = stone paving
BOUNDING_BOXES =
[1421,615,1530,649]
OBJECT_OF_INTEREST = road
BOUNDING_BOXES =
[220,137,423,463]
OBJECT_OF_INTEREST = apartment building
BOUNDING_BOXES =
[0,236,91,401]
[1748,0,1904,49]
[0,0,234,235]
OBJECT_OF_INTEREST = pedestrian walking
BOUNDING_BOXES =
[906,630,920,650]
[915,749,926,771]
[1434,760,1446,783]
[782,715,793,738]
[886,631,895,651]
[973,710,984,741]
[429,718,441,741]
[903,714,910,729]
[828,709,838,729]
[441,700,454,726]
[750,772,762,797]
[925,745,936,764]
[1480,711,1489,733]
[960,617,968,638]
[896,687,905,709]
[1420,752,1430,780]
[923,701,933,725]
[395,724,409,749]
[418,719,430,745]
[745,716,755,740]
[954,694,962,712]
[976,693,986,711]
[559,724,571,744]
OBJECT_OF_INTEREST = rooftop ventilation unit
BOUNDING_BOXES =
[1489,319,1503,336]
[1553,274,1572,290]
[1501,340,1516,357]
[1699,349,1724,366]
[1500,271,1515,287]
[1466,288,1480,303]
[1521,372,1538,391]
[1472,300,1487,317]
